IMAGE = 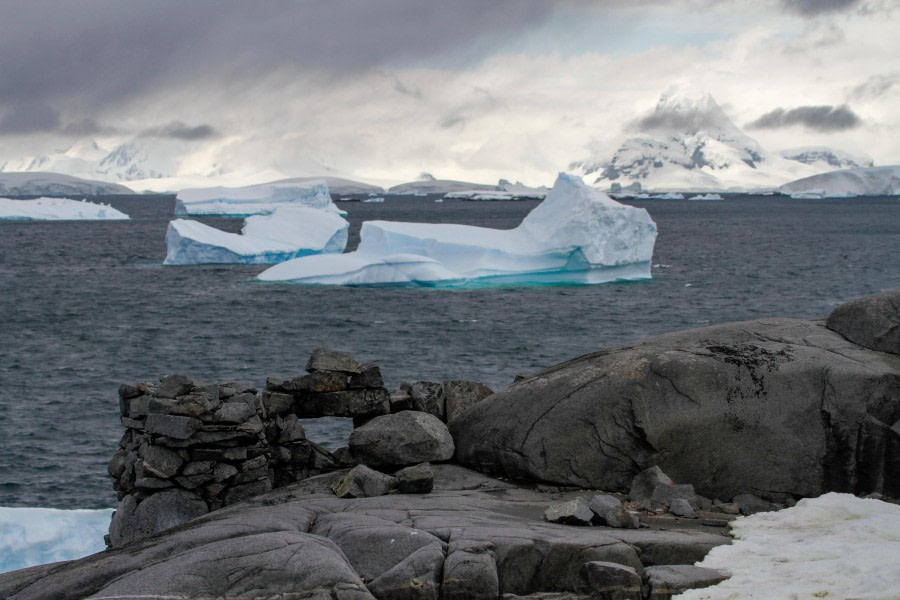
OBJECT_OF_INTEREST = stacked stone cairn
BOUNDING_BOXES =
[108,348,495,546]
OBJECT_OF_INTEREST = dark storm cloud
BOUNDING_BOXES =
[780,0,862,16]
[140,122,219,141]
[0,103,60,134]
[746,105,861,131]
[0,0,557,125]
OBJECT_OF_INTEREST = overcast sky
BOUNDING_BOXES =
[0,0,897,185]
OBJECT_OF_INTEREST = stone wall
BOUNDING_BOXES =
[107,347,494,547]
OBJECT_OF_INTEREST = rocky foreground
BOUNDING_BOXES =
[0,291,897,600]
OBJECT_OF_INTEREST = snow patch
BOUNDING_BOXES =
[675,493,900,600]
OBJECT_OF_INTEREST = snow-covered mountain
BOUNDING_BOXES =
[0,139,180,182]
[388,178,497,195]
[0,172,134,196]
[778,147,873,171]
[572,87,834,192]
[778,165,900,197]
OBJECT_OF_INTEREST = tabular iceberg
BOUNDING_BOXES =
[0,507,113,574]
[174,179,345,217]
[0,197,129,221]
[258,173,657,286]
[164,206,349,265]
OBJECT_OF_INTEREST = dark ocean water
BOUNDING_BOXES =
[0,193,898,509]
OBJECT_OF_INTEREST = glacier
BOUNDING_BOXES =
[677,493,900,600]
[174,179,345,217]
[258,173,657,287]
[0,197,130,221]
[778,165,900,197]
[164,206,349,265]
[0,507,113,574]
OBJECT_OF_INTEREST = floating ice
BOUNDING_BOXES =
[258,173,657,287]
[164,206,349,265]
[363,197,385,203]
[675,493,900,600]
[0,197,130,221]
[688,193,723,201]
[0,506,113,574]
[789,189,827,199]
[174,179,345,217]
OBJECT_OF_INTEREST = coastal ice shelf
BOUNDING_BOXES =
[0,507,113,574]
[258,173,657,286]
[0,197,129,221]
[174,179,346,217]
[165,206,349,265]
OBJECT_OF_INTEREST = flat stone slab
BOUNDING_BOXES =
[0,466,730,600]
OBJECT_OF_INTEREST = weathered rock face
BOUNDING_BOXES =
[826,291,900,355]
[0,466,730,600]
[451,312,900,501]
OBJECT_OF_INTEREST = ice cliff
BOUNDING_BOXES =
[258,173,657,286]
[164,206,349,265]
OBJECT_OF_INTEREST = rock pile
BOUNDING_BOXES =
[108,376,272,546]
[108,348,491,547]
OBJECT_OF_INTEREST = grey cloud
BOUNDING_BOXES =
[747,105,861,131]
[850,74,898,100]
[632,111,722,133]
[780,0,862,16]
[0,0,558,116]
[440,115,467,129]
[0,103,60,134]
[62,118,119,136]
[140,122,219,141]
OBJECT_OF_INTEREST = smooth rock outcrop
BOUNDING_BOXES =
[452,300,900,501]
[0,466,730,600]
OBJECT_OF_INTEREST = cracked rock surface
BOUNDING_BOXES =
[0,465,728,600]
[452,295,900,501]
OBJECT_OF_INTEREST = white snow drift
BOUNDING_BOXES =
[0,507,113,574]
[174,179,345,217]
[676,493,900,600]
[165,206,349,265]
[0,197,129,221]
[258,173,657,286]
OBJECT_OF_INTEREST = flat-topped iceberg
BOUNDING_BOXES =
[0,197,129,221]
[258,173,657,286]
[174,179,345,217]
[164,206,349,265]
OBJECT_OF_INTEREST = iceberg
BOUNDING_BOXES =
[678,493,900,600]
[688,193,723,201]
[0,197,129,221]
[0,507,113,574]
[164,206,349,265]
[174,179,345,217]
[258,173,657,287]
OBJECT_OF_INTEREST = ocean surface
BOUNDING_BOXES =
[1,193,898,510]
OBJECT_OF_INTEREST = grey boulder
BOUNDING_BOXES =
[108,488,208,547]
[349,411,455,467]
[826,290,899,355]
[332,465,397,498]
